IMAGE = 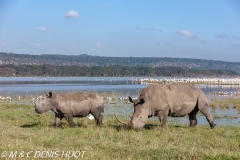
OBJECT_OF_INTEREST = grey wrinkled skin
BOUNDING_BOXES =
[116,83,216,131]
[35,91,104,128]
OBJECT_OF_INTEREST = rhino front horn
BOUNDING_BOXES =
[113,109,129,126]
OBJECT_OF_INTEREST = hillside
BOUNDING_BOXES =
[1,52,240,73]
[0,65,238,77]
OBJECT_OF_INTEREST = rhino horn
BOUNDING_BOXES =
[113,109,129,126]
[34,102,36,108]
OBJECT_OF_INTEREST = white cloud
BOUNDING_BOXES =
[176,30,206,42]
[32,43,43,47]
[95,43,101,48]
[135,26,161,32]
[65,10,79,19]
[38,27,50,32]
[177,30,194,38]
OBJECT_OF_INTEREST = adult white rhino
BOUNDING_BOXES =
[35,91,104,128]
[114,83,216,131]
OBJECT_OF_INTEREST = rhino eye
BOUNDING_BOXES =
[140,116,142,118]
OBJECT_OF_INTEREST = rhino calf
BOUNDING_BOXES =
[35,91,104,128]
[114,83,216,131]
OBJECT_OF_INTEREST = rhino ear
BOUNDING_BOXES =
[48,92,52,98]
[46,91,52,98]
[140,98,145,104]
[128,96,134,103]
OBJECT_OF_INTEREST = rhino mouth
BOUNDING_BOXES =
[35,109,42,114]
[34,102,43,114]
[35,107,43,114]
[135,128,142,132]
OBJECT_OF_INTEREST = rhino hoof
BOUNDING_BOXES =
[210,123,216,129]
[190,120,198,127]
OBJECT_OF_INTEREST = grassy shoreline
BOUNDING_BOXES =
[0,103,240,159]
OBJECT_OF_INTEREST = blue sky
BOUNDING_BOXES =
[0,0,240,62]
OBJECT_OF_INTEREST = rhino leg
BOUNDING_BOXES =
[64,114,75,127]
[54,113,63,128]
[188,106,199,127]
[198,103,216,129]
[203,112,216,129]
[156,110,169,128]
[202,111,216,128]
[91,106,104,127]
[96,114,103,127]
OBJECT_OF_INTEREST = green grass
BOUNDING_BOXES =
[0,103,240,160]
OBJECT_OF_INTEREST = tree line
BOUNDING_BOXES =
[1,52,240,74]
[0,65,238,77]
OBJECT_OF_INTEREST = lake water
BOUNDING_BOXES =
[0,77,147,97]
[0,77,239,126]
[1,77,240,97]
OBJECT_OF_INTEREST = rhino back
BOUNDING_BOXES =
[166,83,201,116]
[52,92,102,116]
[138,83,203,117]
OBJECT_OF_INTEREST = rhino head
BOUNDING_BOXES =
[35,92,54,114]
[114,96,149,131]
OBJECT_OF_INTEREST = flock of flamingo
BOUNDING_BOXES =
[135,77,240,85]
